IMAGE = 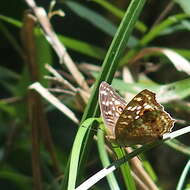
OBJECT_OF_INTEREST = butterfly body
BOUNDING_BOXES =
[99,81,175,146]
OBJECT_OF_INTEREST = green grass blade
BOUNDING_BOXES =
[81,0,146,121]
[97,127,120,190]
[142,160,158,182]
[0,15,106,59]
[58,35,106,60]
[65,1,139,48]
[0,14,22,27]
[0,21,23,57]
[65,1,117,36]
[67,118,101,190]
[171,48,190,59]
[92,0,147,33]
[166,139,190,156]
[120,13,189,64]
[72,0,146,188]
[114,148,136,190]
[0,170,32,190]
[140,13,189,46]
[177,159,190,190]
[174,0,190,14]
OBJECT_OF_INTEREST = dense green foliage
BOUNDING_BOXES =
[1,0,190,190]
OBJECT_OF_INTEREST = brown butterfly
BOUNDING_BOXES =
[99,81,175,146]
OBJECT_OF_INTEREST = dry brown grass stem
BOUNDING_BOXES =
[25,0,89,91]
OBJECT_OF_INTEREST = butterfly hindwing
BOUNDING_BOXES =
[115,89,174,145]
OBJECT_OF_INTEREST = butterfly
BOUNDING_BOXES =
[99,81,175,146]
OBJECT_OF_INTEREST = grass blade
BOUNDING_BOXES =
[176,160,190,190]
[67,118,101,190]
[97,127,120,190]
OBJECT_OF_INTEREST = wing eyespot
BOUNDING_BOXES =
[117,106,124,113]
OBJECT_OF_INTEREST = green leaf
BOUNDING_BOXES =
[58,35,106,60]
[65,1,117,36]
[177,160,190,190]
[140,14,189,46]
[0,66,20,81]
[172,48,190,59]
[92,0,147,33]
[65,1,147,189]
[68,0,147,189]
[65,1,139,47]
[97,127,120,190]
[114,148,136,190]
[112,78,190,103]
[0,170,32,190]
[67,118,101,190]
[160,20,190,35]
[0,14,22,27]
[174,0,190,15]
[0,15,106,59]
[120,13,190,64]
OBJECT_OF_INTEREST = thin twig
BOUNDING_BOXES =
[24,0,89,91]
[45,64,76,92]
[126,147,159,190]
[48,88,76,96]
[152,1,174,27]
[29,82,79,124]
[21,12,43,190]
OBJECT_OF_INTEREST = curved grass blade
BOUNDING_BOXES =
[114,147,136,190]
[75,0,146,186]
[176,159,190,190]
[139,13,189,46]
[65,1,117,36]
[121,13,190,64]
[92,0,147,33]
[67,117,101,190]
[65,1,139,48]
[97,126,120,190]
[76,126,190,190]
[65,0,147,189]
[58,35,106,60]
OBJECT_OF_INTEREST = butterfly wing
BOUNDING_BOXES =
[115,89,174,145]
[99,82,127,139]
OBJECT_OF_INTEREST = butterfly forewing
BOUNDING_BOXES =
[99,82,127,138]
